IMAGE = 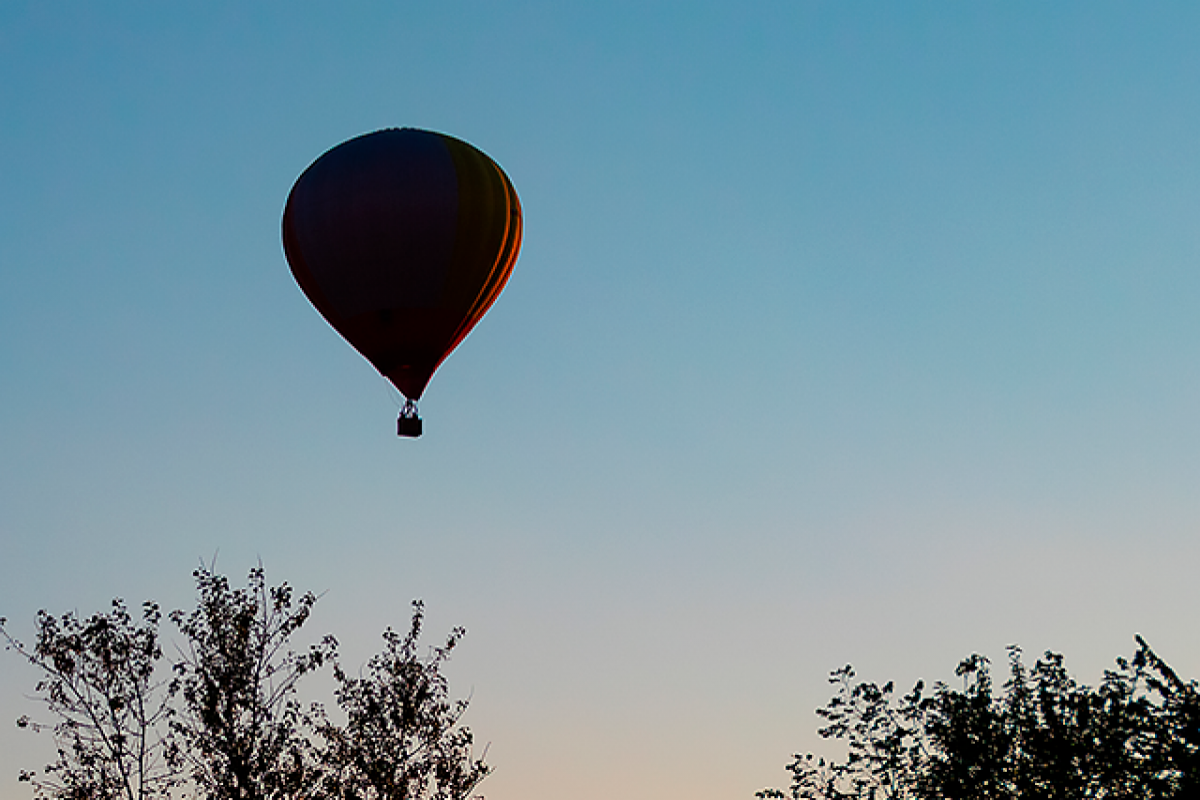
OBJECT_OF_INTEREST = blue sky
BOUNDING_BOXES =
[3,3,1200,798]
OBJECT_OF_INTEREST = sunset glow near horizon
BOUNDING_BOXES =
[2,4,1200,799]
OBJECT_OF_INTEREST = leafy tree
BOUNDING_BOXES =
[168,565,337,800]
[759,637,1200,799]
[0,601,181,800]
[308,601,491,800]
[5,566,489,800]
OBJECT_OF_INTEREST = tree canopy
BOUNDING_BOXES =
[760,637,1200,799]
[2,565,488,800]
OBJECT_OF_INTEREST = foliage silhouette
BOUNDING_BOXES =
[168,565,336,800]
[1,601,181,800]
[307,601,490,800]
[4,566,488,800]
[759,637,1200,799]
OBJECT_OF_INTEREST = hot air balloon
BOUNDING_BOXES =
[282,129,522,437]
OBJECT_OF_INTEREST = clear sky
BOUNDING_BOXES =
[2,3,1199,798]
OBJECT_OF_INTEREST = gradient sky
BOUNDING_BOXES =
[3,3,1200,799]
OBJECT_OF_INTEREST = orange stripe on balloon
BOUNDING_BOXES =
[443,161,521,357]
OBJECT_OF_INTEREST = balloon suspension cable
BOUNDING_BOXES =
[397,399,423,438]
[381,378,405,410]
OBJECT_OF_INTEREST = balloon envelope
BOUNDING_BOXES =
[283,128,522,401]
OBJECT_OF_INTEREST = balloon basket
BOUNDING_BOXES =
[397,415,423,437]
[397,401,423,438]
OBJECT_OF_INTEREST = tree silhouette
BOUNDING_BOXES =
[168,565,336,800]
[308,601,490,800]
[0,601,181,800]
[760,637,1200,799]
[4,566,488,800]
